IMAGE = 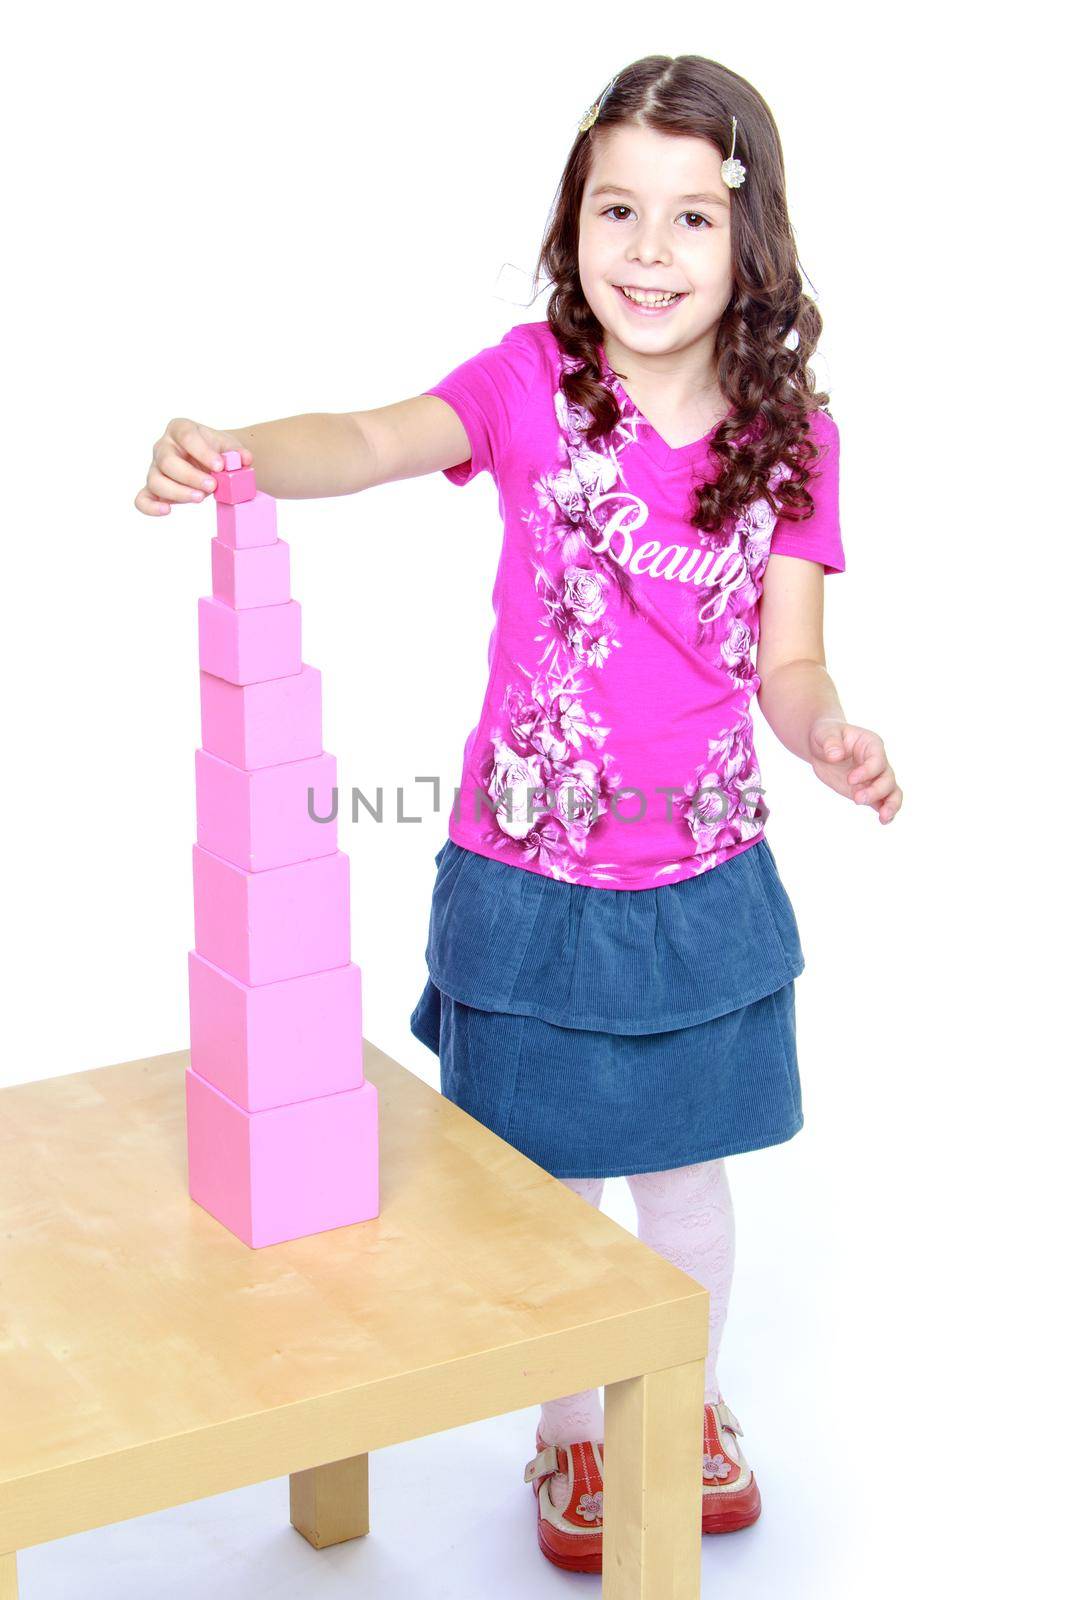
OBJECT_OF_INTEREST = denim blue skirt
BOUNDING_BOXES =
[409,834,807,1180]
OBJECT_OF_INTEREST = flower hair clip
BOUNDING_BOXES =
[721,115,746,188]
[578,73,619,133]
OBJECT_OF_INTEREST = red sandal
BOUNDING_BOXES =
[523,1430,605,1573]
[702,1399,762,1533]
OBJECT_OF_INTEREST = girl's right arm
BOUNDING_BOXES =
[133,397,473,517]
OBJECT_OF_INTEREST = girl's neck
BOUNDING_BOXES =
[601,331,726,431]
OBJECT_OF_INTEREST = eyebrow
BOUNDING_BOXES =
[589,183,730,209]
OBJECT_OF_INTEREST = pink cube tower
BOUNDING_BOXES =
[187,451,378,1248]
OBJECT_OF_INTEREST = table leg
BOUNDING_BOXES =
[289,1453,370,1548]
[602,1359,704,1599]
[1,1552,17,1600]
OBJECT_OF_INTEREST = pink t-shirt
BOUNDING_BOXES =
[423,319,845,890]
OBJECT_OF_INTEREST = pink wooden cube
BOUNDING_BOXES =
[200,665,323,770]
[188,952,363,1110]
[198,595,301,685]
[185,1067,379,1247]
[211,537,291,609]
[194,747,338,871]
[216,492,278,550]
[192,843,350,985]
[214,462,257,504]
[221,450,242,470]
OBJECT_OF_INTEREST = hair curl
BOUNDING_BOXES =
[530,54,831,535]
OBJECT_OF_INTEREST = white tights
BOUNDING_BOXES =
[538,1158,735,1458]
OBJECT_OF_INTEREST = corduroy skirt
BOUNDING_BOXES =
[409,835,807,1180]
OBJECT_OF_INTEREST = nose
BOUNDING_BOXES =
[627,222,672,270]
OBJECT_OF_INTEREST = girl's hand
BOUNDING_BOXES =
[134,418,253,517]
[809,718,903,825]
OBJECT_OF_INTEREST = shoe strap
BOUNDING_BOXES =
[523,1444,560,1484]
[712,1399,743,1437]
[705,1400,752,1488]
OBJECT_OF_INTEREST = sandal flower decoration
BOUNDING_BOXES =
[704,1452,733,1481]
[577,1489,604,1522]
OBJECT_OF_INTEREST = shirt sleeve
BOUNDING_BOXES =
[768,409,846,574]
[422,322,541,487]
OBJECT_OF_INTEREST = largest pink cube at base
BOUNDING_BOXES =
[186,1067,379,1248]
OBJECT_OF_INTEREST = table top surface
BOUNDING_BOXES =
[0,1045,705,1492]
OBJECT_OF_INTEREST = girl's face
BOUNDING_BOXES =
[578,124,734,364]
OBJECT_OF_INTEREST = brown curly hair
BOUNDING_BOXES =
[531,53,831,536]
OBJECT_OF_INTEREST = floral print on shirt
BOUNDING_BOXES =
[471,351,786,884]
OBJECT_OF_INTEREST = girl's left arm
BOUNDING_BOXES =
[755,554,903,826]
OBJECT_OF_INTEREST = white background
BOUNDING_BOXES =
[2,2,1060,1595]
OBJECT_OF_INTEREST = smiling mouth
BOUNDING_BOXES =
[614,284,689,310]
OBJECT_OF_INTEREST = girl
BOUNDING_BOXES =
[136,53,902,1577]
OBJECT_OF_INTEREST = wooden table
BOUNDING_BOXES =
[0,1044,708,1597]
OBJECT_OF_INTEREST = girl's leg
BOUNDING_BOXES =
[624,1159,735,1404]
[538,1175,607,1509]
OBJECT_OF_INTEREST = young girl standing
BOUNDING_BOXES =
[136,53,901,1577]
